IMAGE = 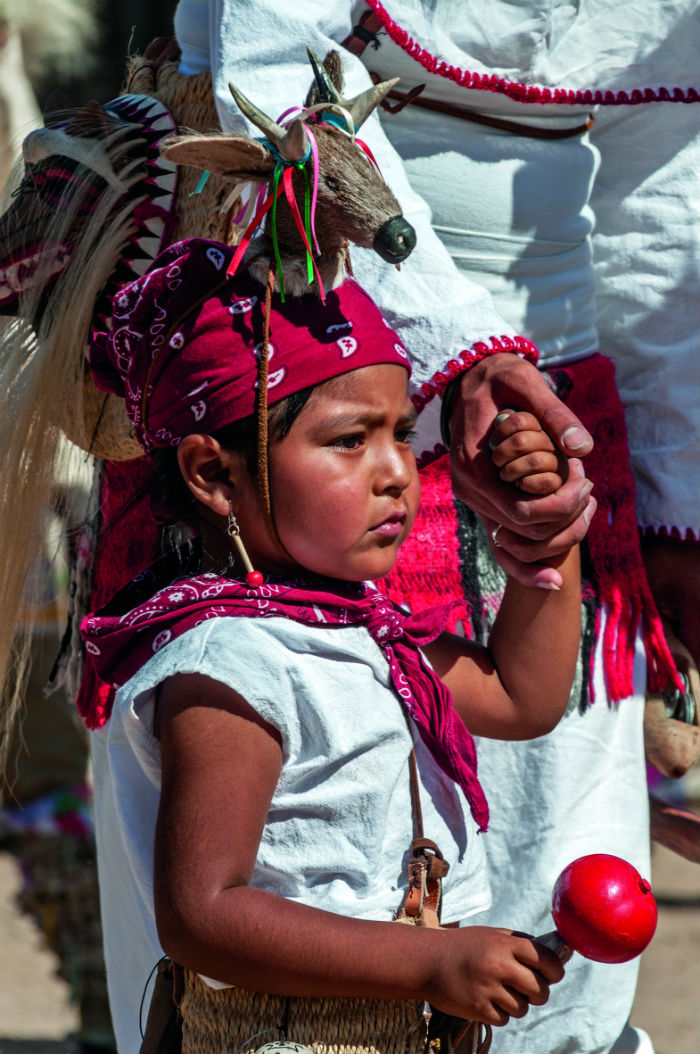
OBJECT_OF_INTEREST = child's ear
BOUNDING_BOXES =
[177,434,245,517]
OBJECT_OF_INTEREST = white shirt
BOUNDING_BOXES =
[91,614,490,1054]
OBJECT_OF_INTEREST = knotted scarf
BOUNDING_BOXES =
[80,551,489,831]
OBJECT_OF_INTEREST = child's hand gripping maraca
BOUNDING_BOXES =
[536,853,658,964]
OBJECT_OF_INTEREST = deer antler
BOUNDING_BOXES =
[229,82,309,163]
[305,48,399,130]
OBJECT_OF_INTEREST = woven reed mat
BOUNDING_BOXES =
[78,367,144,461]
[180,971,427,1054]
[80,57,242,459]
[125,57,242,246]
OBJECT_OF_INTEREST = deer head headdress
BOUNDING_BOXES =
[162,48,416,298]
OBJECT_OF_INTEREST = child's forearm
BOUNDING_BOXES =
[487,545,581,738]
[155,882,563,1025]
[159,883,435,999]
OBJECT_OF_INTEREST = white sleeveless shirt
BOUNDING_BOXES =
[91,615,490,1054]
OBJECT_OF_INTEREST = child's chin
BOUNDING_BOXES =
[362,555,400,584]
[325,556,398,584]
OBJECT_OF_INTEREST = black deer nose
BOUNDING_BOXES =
[373,216,417,263]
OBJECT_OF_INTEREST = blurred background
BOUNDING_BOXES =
[4,0,178,106]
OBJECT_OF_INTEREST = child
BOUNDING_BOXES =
[81,238,585,1054]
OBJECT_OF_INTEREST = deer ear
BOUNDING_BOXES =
[161,135,275,179]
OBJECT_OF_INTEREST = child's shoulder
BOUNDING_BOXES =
[116,612,398,762]
[123,613,310,691]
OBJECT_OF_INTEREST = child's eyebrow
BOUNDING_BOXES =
[321,405,418,431]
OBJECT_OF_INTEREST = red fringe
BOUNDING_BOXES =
[388,353,682,704]
[558,354,682,700]
[76,458,160,729]
[366,0,700,107]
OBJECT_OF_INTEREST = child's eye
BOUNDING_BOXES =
[329,434,364,450]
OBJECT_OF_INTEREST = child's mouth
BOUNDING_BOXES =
[370,511,407,538]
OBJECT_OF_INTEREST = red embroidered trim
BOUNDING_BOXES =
[366,0,700,107]
[640,524,699,542]
[417,443,448,470]
[411,335,538,413]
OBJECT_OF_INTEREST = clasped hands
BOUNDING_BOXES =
[447,353,596,591]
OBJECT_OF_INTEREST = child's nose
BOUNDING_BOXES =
[377,444,413,494]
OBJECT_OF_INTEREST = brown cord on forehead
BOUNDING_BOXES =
[139,265,291,563]
[257,268,293,560]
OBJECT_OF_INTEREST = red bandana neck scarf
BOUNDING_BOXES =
[80,551,488,831]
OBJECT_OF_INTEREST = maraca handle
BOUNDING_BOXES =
[534,930,573,964]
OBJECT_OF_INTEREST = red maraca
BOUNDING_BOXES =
[537,853,658,964]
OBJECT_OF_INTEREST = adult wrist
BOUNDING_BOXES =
[439,347,539,447]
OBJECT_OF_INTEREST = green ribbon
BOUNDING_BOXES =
[270,163,285,301]
[301,165,314,287]
[268,160,316,302]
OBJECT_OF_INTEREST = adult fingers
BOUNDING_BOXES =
[485,496,596,590]
[456,354,593,457]
[491,494,596,558]
[505,476,594,535]
[451,447,592,540]
[512,385,594,458]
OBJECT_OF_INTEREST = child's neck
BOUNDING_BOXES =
[194,518,301,581]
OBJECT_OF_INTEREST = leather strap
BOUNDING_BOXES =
[341,10,384,56]
[378,79,595,139]
[397,748,450,927]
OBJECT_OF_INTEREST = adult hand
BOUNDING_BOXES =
[448,354,595,588]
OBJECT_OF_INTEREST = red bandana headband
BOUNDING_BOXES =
[89,238,411,454]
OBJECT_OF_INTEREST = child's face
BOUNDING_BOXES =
[240,363,420,581]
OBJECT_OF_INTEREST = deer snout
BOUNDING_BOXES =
[373,216,417,263]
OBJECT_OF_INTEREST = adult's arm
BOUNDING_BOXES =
[176,0,593,576]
